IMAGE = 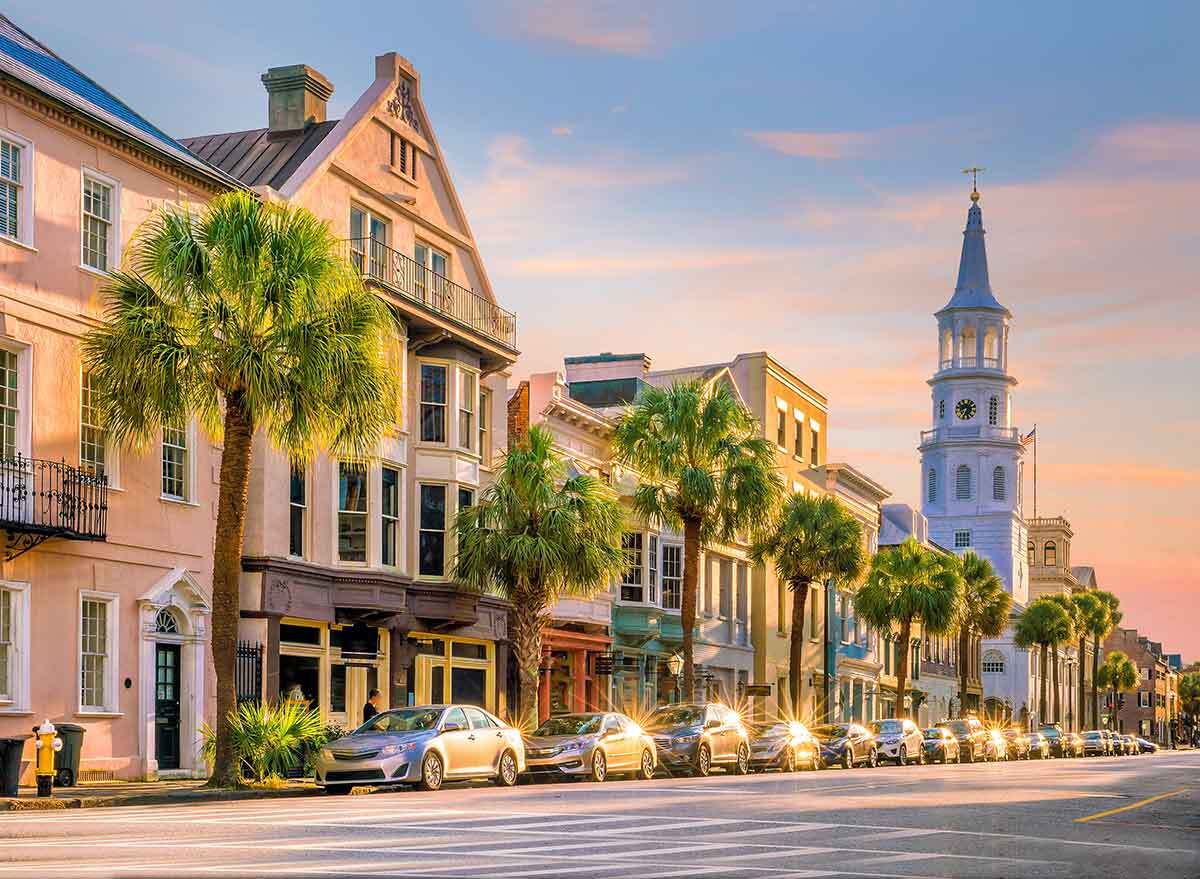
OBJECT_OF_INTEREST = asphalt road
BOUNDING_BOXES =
[1,750,1196,879]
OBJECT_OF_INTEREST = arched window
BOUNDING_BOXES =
[982,651,1005,674]
[154,607,179,634]
[1044,541,1057,566]
[983,327,999,367]
[993,466,1006,500]
[1027,539,1035,566]
[988,395,999,426]
[927,468,937,502]
[940,330,953,369]
[955,464,972,500]
[959,326,977,367]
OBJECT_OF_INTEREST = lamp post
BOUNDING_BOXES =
[666,653,684,702]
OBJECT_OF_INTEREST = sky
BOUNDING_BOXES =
[11,1,1198,658]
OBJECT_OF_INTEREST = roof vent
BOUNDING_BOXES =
[261,64,333,134]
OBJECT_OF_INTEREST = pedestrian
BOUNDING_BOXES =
[362,688,383,722]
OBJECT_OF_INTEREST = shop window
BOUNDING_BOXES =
[452,642,488,660]
[280,623,322,646]
[279,654,320,706]
[419,484,447,576]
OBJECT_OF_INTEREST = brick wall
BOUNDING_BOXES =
[507,380,530,450]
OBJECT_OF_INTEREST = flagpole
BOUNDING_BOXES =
[1033,424,1038,519]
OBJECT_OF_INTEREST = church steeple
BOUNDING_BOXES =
[939,191,1008,316]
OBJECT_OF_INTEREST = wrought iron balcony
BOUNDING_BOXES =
[0,455,108,559]
[346,238,517,350]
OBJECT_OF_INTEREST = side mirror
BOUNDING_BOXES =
[705,719,721,730]
[442,721,463,733]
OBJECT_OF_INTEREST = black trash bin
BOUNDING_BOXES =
[0,737,27,797]
[52,723,86,788]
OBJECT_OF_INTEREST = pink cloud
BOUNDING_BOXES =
[479,2,661,56]
[1096,121,1200,164]
[745,129,879,160]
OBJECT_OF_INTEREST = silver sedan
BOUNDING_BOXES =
[524,712,657,782]
[314,704,525,793]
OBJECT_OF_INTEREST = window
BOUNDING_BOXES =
[418,484,447,576]
[289,465,306,557]
[81,173,115,271]
[78,371,109,479]
[776,408,786,448]
[1043,541,1057,566]
[662,544,682,610]
[0,583,29,708]
[955,464,972,500]
[349,207,388,278]
[459,371,476,451]
[992,466,1006,500]
[419,364,447,443]
[927,467,937,502]
[0,588,11,700]
[647,535,659,605]
[810,423,820,465]
[719,559,733,618]
[0,135,28,243]
[794,415,804,458]
[1137,691,1150,708]
[839,594,850,643]
[0,349,19,460]
[338,464,368,563]
[381,466,400,567]
[938,399,945,420]
[1027,540,1035,566]
[912,644,921,679]
[479,388,491,466]
[79,594,116,712]
[389,133,417,181]
[988,395,999,426]
[161,422,189,500]
[736,563,749,628]
[954,529,972,548]
[884,637,892,675]
[414,242,449,304]
[982,652,1004,674]
[620,532,644,602]
[777,578,787,633]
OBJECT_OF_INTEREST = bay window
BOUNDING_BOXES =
[419,363,447,443]
[419,484,447,576]
[337,463,368,563]
[459,371,476,451]
[479,388,491,465]
[381,466,400,567]
[289,465,306,558]
[620,532,643,602]
[662,544,682,610]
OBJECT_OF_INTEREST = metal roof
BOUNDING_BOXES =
[180,121,338,190]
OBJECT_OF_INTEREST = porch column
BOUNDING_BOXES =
[572,650,587,713]
[538,648,552,723]
[389,629,416,710]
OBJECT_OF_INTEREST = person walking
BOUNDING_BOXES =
[362,689,383,723]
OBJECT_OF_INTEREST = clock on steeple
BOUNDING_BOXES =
[955,399,976,420]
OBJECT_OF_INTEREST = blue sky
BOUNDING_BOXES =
[11,1,1199,654]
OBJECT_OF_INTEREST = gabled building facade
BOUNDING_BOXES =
[184,53,517,724]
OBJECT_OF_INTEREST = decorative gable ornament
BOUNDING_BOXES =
[386,80,421,133]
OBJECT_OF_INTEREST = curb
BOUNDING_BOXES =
[0,786,323,812]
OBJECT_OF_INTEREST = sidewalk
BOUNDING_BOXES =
[0,778,322,811]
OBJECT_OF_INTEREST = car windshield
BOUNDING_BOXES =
[1083,732,1101,738]
[752,722,795,738]
[533,714,603,736]
[871,720,903,735]
[357,708,443,733]
[937,721,970,736]
[647,707,705,729]
[1040,727,1060,738]
[922,728,943,738]
[811,724,851,739]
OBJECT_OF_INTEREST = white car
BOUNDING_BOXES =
[869,718,925,765]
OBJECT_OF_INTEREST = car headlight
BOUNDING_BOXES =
[673,734,700,745]
[379,741,418,757]
[555,740,584,754]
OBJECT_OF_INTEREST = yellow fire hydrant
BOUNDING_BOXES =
[34,719,62,798]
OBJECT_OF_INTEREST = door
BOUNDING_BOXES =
[601,715,632,769]
[439,707,479,777]
[464,707,504,774]
[155,643,182,770]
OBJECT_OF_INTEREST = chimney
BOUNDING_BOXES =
[261,64,333,134]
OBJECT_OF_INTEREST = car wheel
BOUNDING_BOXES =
[781,747,796,773]
[323,785,353,796]
[638,749,655,780]
[419,751,444,792]
[695,744,712,777]
[916,746,925,765]
[841,748,853,770]
[735,744,751,775]
[898,745,907,766]
[590,749,608,782]
[810,751,822,772]
[495,750,519,787]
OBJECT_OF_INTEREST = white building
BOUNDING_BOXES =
[918,188,1036,726]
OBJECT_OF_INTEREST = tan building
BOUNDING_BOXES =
[183,54,518,724]
[0,14,237,780]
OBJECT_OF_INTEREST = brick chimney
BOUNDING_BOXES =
[261,64,333,133]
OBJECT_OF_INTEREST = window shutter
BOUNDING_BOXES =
[992,466,1005,500]
[955,464,972,500]
[927,468,937,501]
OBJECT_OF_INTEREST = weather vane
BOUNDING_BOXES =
[963,166,985,201]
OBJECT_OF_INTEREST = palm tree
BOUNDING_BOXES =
[1013,597,1073,725]
[1045,594,1079,727]
[951,552,1011,714]
[453,426,627,727]
[1070,591,1105,729]
[854,538,961,719]
[612,380,784,700]
[750,493,867,716]
[1093,591,1122,727]
[82,191,398,786]
[1096,650,1138,730]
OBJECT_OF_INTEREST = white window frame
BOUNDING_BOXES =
[160,420,196,504]
[0,580,31,713]
[647,534,659,605]
[0,338,32,462]
[809,420,821,466]
[417,360,449,445]
[80,369,120,488]
[380,463,402,568]
[661,542,683,611]
[793,408,805,460]
[417,481,448,579]
[458,368,477,452]
[620,531,645,603]
[0,129,34,250]
[78,590,120,716]
[955,463,972,500]
[478,386,492,467]
[349,205,389,279]
[336,461,370,566]
[79,166,120,275]
[289,463,307,559]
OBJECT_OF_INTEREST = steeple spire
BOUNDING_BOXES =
[939,185,1008,315]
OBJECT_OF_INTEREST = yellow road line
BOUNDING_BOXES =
[1074,787,1189,823]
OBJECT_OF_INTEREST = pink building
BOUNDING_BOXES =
[0,15,235,781]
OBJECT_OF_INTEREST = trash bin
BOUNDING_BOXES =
[0,737,26,797]
[52,723,86,788]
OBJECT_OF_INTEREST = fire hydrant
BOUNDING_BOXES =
[34,719,62,798]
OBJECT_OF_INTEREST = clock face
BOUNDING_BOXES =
[955,399,977,420]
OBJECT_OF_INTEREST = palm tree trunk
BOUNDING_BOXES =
[680,517,701,702]
[510,588,544,730]
[1077,636,1087,731]
[957,629,971,713]
[789,578,810,717]
[1052,645,1061,723]
[1091,635,1101,729]
[1038,644,1048,725]
[895,617,912,719]
[208,392,255,788]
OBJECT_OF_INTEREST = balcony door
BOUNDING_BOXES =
[350,207,389,281]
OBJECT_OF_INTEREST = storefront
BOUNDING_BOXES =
[277,619,389,729]
[537,627,612,722]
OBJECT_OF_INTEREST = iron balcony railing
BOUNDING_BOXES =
[0,454,108,555]
[346,238,517,350]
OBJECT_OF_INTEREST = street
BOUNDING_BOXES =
[1,751,1196,879]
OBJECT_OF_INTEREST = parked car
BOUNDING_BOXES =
[922,727,961,763]
[315,705,525,794]
[982,728,1007,761]
[870,718,925,766]
[1081,730,1108,756]
[524,712,656,782]
[1040,724,1079,758]
[1063,732,1086,758]
[936,717,989,763]
[1102,730,1119,755]
[1002,727,1031,760]
[1135,737,1159,754]
[1119,734,1139,755]
[647,703,750,776]
[748,720,821,772]
[1027,731,1052,759]
[811,723,878,769]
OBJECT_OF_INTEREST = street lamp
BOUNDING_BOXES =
[666,653,684,678]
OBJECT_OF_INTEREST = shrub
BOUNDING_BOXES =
[201,701,326,783]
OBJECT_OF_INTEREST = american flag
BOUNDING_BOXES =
[1021,427,1037,447]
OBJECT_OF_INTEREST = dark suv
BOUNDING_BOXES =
[936,717,989,763]
[647,703,750,776]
